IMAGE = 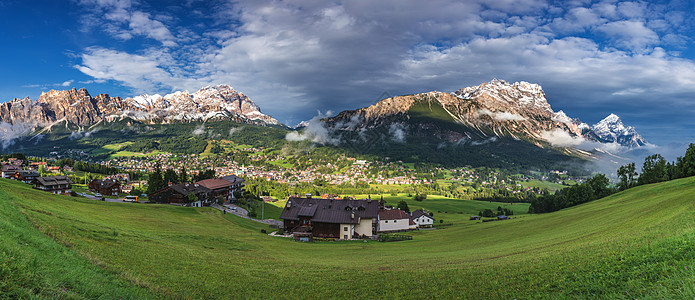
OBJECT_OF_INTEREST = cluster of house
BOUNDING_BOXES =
[148,175,245,207]
[280,195,435,241]
[2,161,74,194]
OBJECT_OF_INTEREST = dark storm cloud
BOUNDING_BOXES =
[73,0,695,144]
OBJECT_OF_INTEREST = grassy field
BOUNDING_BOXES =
[2,177,695,298]
[364,193,529,223]
[521,179,569,192]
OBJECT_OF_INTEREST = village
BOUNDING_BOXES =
[2,152,579,242]
[1,155,442,241]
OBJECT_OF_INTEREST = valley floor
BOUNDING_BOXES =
[2,177,695,298]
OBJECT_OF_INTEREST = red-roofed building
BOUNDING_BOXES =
[377,208,411,232]
[196,178,236,201]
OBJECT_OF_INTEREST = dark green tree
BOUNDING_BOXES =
[194,170,216,181]
[678,143,695,177]
[147,163,164,194]
[179,166,188,183]
[164,169,179,185]
[638,154,667,185]
[586,174,611,199]
[617,163,638,191]
[397,200,410,213]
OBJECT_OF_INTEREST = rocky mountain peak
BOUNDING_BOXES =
[591,114,647,147]
[0,84,280,131]
[454,79,553,114]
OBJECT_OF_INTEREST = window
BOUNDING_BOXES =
[344,227,348,231]
[344,235,348,239]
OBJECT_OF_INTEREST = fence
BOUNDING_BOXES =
[378,234,413,242]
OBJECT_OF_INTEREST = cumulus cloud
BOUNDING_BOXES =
[285,111,340,145]
[75,47,205,93]
[478,109,527,121]
[192,124,206,136]
[68,127,101,140]
[78,0,177,46]
[229,127,243,135]
[388,123,406,143]
[541,129,585,148]
[69,0,695,145]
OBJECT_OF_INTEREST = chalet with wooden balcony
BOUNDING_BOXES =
[33,176,73,195]
[281,196,380,240]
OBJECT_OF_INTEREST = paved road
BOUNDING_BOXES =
[76,193,282,226]
[78,193,139,203]
[212,204,282,227]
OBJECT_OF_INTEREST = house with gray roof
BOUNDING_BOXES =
[281,196,379,240]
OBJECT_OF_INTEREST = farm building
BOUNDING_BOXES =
[220,175,245,195]
[378,208,412,232]
[15,170,40,183]
[149,183,213,207]
[196,178,236,201]
[33,176,73,194]
[281,196,379,240]
[88,178,122,196]
[410,209,435,228]
[2,164,20,179]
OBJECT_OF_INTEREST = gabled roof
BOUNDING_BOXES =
[281,197,379,224]
[411,209,434,220]
[196,178,233,190]
[378,209,410,220]
[92,178,120,189]
[168,183,212,197]
[221,175,245,185]
[35,176,72,186]
[2,165,20,172]
[17,170,39,177]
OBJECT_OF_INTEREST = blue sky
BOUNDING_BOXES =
[1,0,694,147]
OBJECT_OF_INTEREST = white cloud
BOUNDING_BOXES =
[388,123,406,143]
[285,111,340,145]
[229,127,243,135]
[0,121,32,149]
[78,0,177,46]
[192,124,205,136]
[61,80,74,87]
[596,20,659,50]
[541,129,585,147]
[75,47,205,93]
[69,0,695,144]
[478,109,527,121]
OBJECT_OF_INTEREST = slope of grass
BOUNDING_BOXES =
[3,177,695,298]
[0,179,152,298]
[362,193,529,223]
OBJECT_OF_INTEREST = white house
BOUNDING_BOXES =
[378,209,411,232]
[411,209,435,228]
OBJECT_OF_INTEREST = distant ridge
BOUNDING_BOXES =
[0,85,280,131]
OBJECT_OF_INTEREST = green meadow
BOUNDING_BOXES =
[2,177,695,298]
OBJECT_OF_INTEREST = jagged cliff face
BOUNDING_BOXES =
[325,79,647,149]
[0,85,279,131]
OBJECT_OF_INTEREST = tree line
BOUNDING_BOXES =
[617,143,695,190]
[529,143,695,214]
[146,164,217,194]
[528,174,611,213]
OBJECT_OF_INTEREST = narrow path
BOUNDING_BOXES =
[211,204,283,226]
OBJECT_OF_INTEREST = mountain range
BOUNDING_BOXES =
[323,79,647,150]
[0,79,647,165]
[0,85,280,132]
